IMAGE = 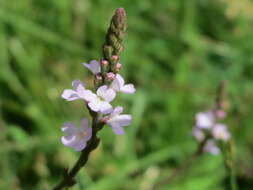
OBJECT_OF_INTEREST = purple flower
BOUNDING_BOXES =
[192,127,205,142]
[195,111,214,129]
[203,140,220,155]
[61,80,88,101]
[84,85,116,114]
[82,60,101,74]
[103,106,132,135]
[110,74,135,94]
[212,124,230,141]
[61,118,92,151]
[62,80,116,114]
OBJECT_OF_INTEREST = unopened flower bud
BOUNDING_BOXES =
[95,73,103,80]
[94,73,103,88]
[100,117,108,123]
[115,63,122,72]
[112,55,119,62]
[215,110,226,119]
[101,59,110,75]
[101,60,109,66]
[106,72,115,81]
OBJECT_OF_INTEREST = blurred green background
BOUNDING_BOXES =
[1,0,253,189]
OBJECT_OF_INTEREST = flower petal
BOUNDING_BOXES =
[192,127,205,142]
[99,101,113,114]
[196,112,214,129]
[112,126,125,135]
[72,80,85,90]
[61,89,80,101]
[82,60,101,74]
[88,101,101,112]
[80,118,89,130]
[62,122,77,135]
[212,124,230,141]
[108,115,132,128]
[204,140,220,155]
[84,127,92,141]
[83,90,97,102]
[110,106,123,117]
[121,84,136,94]
[73,141,87,151]
[97,86,116,102]
[110,74,124,91]
[61,135,77,147]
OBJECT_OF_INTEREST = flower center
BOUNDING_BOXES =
[78,130,87,139]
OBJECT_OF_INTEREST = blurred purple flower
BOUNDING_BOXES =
[195,111,214,129]
[212,124,230,141]
[203,140,220,155]
[192,127,205,142]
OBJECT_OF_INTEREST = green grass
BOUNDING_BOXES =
[1,0,253,189]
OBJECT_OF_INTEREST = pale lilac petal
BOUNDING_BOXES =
[82,60,101,74]
[72,80,85,90]
[121,84,136,94]
[88,101,100,112]
[204,140,220,155]
[192,128,205,142]
[73,140,87,151]
[115,74,125,86]
[196,112,214,129]
[99,101,113,114]
[83,90,97,102]
[61,89,80,101]
[61,119,92,151]
[97,86,116,102]
[108,115,132,128]
[61,135,77,147]
[76,83,86,94]
[212,124,230,141]
[84,127,92,141]
[112,126,125,135]
[110,106,123,117]
[80,118,89,130]
[110,74,124,91]
[62,122,77,135]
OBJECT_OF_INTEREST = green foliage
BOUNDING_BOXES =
[0,0,253,189]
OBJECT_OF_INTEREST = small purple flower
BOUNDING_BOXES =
[110,74,135,94]
[203,140,220,155]
[102,106,132,135]
[82,60,101,74]
[212,124,230,141]
[195,111,214,129]
[61,118,92,151]
[84,85,116,114]
[192,127,205,142]
[61,80,88,101]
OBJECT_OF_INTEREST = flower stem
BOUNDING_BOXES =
[223,140,238,190]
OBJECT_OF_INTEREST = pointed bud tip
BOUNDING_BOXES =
[116,8,126,17]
